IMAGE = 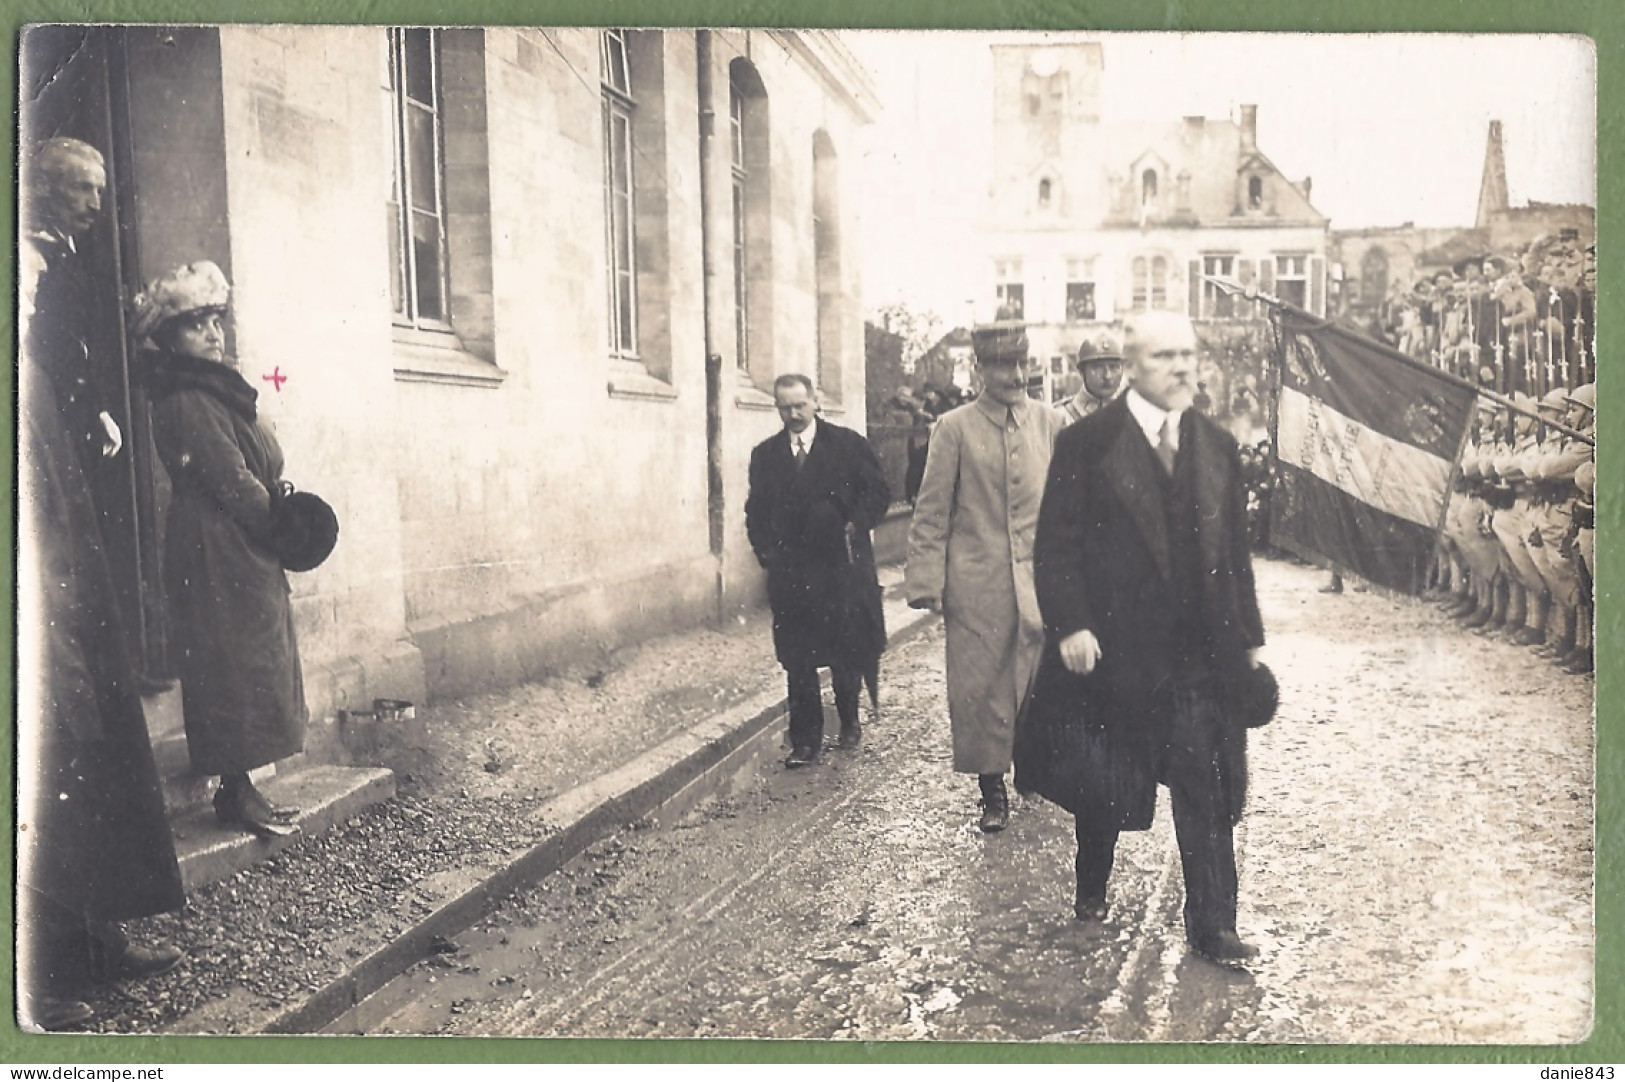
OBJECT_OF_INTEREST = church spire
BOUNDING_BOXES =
[1476,119,1510,229]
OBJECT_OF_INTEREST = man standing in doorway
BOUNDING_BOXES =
[746,374,890,768]
[18,137,186,1031]
[905,316,1065,833]
[1025,310,1266,963]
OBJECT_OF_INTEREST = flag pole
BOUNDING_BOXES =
[1201,276,1594,447]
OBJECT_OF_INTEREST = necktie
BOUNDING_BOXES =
[794,437,808,468]
[1156,415,1178,475]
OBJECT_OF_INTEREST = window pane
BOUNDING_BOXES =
[602,30,630,95]
[403,28,435,106]
[733,180,747,367]
[616,272,635,350]
[406,106,439,213]
[610,112,632,194]
[412,210,445,321]
[387,202,406,316]
[730,89,744,168]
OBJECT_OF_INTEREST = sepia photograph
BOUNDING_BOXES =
[12,20,1600,1051]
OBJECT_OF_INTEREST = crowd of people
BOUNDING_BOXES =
[1358,232,1595,398]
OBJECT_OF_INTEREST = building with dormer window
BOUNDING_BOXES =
[980,41,1329,400]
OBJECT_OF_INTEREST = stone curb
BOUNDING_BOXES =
[257,601,942,1035]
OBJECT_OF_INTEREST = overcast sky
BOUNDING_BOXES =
[848,32,1596,321]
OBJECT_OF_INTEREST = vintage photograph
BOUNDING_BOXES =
[14,26,1596,1044]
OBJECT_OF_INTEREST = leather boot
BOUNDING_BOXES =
[978,774,1009,834]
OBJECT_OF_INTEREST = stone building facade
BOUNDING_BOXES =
[21,26,878,757]
[979,42,1330,400]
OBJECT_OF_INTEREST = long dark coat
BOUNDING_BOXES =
[146,351,308,776]
[745,420,890,673]
[1018,396,1264,829]
[18,328,184,930]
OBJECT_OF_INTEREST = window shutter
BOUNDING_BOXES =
[1260,258,1275,295]
[1189,259,1202,316]
[1310,256,1325,315]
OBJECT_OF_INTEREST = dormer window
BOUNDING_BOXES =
[1037,178,1052,208]
[1142,169,1159,205]
[1247,175,1263,210]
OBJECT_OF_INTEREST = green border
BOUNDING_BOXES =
[3,0,1618,1066]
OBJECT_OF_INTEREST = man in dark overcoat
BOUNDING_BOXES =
[746,373,890,768]
[18,138,186,1031]
[1022,311,1266,964]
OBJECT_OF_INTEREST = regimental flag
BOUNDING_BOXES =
[1269,307,1477,595]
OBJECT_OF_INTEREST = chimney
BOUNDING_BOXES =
[1239,104,1257,152]
[1183,115,1204,142]
[1300,176,1312,202]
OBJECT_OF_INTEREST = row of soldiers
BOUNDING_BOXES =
[1431,382,1596,676]
[1368,232,1596,396]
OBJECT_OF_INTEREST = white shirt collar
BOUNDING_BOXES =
[792,417,818,453]
[1124,388,1182,450]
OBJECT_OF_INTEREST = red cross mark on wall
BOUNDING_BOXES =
[262,367,288,392]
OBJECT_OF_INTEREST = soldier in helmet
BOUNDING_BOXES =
[1061,335,1124,425]
[1521,388,1591,665]
[1483,396,1545,642]
[1565,383,1596,675]
[1441,400,1505,626]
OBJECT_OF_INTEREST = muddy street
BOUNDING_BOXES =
[328,557,1593,1044]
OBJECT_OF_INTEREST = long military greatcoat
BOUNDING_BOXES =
[745,420,890,675]
[146,350,308,776]
[1018,396,1264,829]
[905,394,1065,774]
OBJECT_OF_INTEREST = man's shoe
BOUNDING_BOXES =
[1513,627,1544,646]
[19,996,93,1032]
[785,745,819,768]
[977,775,1009,833]
[214,784,300,838]
[1074,896,1109,922]
[1460,607,1493,628]
[1562,652,1594,676]
[1190,930,1259,964]
[837,720,862,750]
[109,942,184,982]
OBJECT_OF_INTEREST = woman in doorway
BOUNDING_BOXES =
[134,261,305,838]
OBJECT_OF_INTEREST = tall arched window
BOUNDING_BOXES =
[601,30,636,357]
[1038,177,1052,208]
[728,58,773,389]
[1141,169,1158,205]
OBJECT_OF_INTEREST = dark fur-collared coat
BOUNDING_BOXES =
[1017,395,1264,829]
[146,350,308,776]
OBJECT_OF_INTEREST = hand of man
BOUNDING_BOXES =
[98,411,123,458]
[1246,648,1261,670]
[1058,629,1101,674]
[908,596,942,613]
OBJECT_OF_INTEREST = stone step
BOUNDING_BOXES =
[170,764,396,894]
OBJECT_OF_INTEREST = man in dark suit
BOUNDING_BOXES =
[19,137,186,1031]
[746,374,890,768]
[1025,311,1266,964]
